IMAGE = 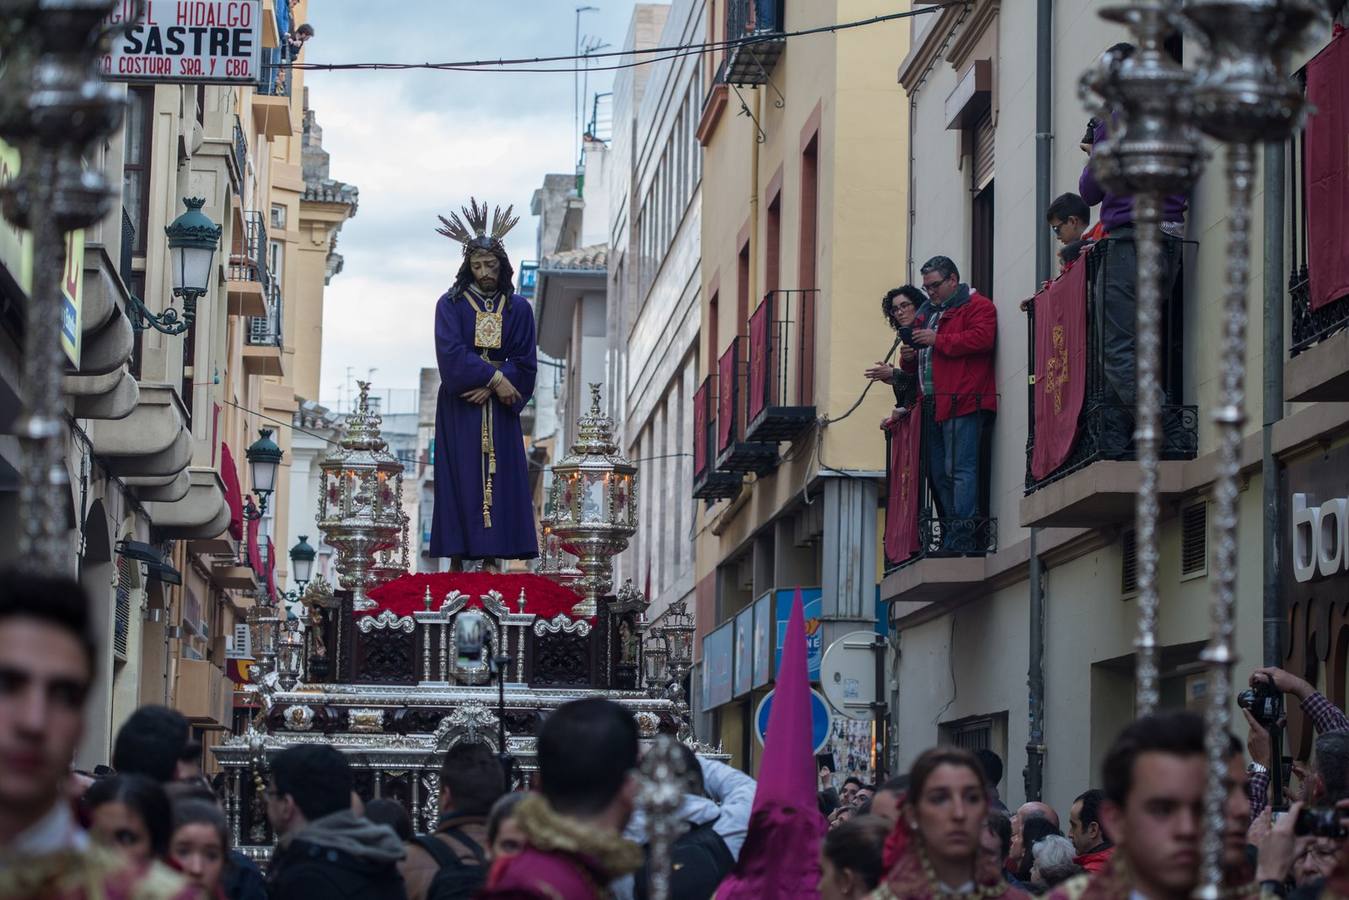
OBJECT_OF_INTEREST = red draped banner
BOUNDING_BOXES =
[221,442,244,541]
[748,298,771,424]
[884,403,923,564]
[717,341,737,454]
[693,379,710,478]
[1031,260,1089,480]
[1307,27,1349,311]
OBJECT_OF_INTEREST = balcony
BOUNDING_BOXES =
[723,0,786,86]
[1021,236,1198,528]
[692,375,743,501]
[745,290,817,443]
[177,657,232,727]
[227,211,270,318]
[1285,107,1349,401]
[251,49,294,139]
[227,116,247,189]
[715,336,777,476]
[242,282,284,376]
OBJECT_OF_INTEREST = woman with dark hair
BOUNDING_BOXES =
[817,814,890,899]
[84,774,172,866]
[869,285,926,428]
[169,798,229,897]
[872,747,1030,900]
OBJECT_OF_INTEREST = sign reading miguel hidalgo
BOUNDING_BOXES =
[100,1,263,85]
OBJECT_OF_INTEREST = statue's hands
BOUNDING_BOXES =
[461,386,492,404]
[493,375,522,407]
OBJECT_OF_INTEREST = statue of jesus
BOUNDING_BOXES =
[430,200,538,565]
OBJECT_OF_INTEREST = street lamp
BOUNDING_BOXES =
[289,535,316,588]
[244,428,283,515]
[128,197,221,335]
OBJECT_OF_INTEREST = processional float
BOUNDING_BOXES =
[1079,0,1324,891]
[216,382,709,871]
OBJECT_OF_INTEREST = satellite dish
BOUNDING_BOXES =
[820,631,878,721]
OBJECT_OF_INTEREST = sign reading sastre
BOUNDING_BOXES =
[100,0,263,85]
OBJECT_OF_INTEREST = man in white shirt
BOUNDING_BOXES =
[0,572,95,855]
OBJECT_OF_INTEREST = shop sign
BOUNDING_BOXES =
[733,605,753,698]
[774,587,823,681]
[101,0,263,85]
[703,621,734,709]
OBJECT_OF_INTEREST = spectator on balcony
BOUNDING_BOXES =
[867,285,926,429]
[1045,192,1100,249]
[903,256,998,551]
[1079,42,1188,449]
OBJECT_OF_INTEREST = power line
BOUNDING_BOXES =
[291,6,958,76]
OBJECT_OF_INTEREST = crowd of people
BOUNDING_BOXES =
[7,575,1349,898]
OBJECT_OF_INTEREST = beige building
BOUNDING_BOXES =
[693,0,910,771]
[883,0,1349,813]
[0,0,350,768]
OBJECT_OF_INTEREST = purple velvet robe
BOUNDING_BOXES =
[430,289,539,560]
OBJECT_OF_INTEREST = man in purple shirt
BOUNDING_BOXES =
[1078,42,1189,450]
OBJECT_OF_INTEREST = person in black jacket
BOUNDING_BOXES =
[265,744,407,899]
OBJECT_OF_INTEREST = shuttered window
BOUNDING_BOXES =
[972,108,995,191]
[1121,529,1138,596]
[114,555,133,662]
[1181,501,1208,579]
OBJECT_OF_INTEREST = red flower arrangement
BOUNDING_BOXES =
[363,572,589,622]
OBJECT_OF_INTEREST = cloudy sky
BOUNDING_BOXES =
[303,1,639,410]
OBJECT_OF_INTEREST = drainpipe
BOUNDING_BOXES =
[1261,143,1285,670]
[1025,0,1053,804]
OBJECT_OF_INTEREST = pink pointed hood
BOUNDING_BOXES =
[715,588,825,898]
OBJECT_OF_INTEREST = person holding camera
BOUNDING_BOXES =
[1244,667,1349,822]
[867,286,925,430]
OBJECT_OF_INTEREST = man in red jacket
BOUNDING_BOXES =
[905,255,998,552]
[1068,788,1115,874]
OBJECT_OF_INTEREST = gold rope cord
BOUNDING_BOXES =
[467,289,505,530]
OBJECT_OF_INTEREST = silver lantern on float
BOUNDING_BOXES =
[317,382,404,611]
[548,384,639,617]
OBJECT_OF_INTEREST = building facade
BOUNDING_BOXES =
[882,0,1349,814]
[693,0,910,772]
[0,0,355,769]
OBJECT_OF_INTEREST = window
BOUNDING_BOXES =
[1121,528,1138,596]
[737,238,751,333]
[1180,501,1208,579]
[971,182,995,297]
[122,87,153,253]
[708,290,720,367]
[270,203,287,230]
[798,134,819,405]
[765,192,781,297]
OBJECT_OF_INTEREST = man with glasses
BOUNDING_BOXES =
[903,255,998,552]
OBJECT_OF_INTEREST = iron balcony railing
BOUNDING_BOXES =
[229,211,270,292]
[1287,108,1349,356]
[1023,235,1199,494]
[258,47,293,98]
[745,289,817,443]
[120,207,135,286]
[714,335,777,475]
[884,394,999,572]
[246,281,283,347]
[230,116,247,184]
[724,0,786,86]
[692,374,742,501]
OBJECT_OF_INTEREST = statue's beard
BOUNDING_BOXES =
[475,275,499,293]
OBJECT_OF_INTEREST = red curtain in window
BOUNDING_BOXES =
[265,537,276,602]
[884,403,923,564]
[748,298,771,424]
[246,513,262,573]
[1307,27,1349,311]
[694,379,709,478]
[717,340,737,454]
[1030,260,1089,480]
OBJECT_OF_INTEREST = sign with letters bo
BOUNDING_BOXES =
[100,1,263,85]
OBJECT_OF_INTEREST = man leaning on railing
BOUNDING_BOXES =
[901,256,998,553]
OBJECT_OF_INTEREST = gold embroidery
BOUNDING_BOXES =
[1045,324,1070,414]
